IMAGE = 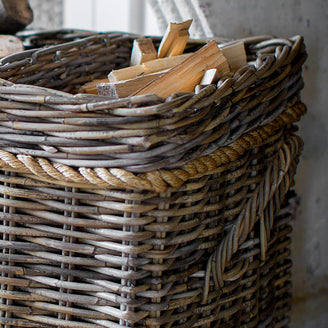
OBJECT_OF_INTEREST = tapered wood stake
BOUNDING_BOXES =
[219,41,247,71]
[134,41,230,98]
[158,19,192,58]
[108,53,191,82]
[97,70,168,98]
[130,38,157,66]
[0,35,24,58]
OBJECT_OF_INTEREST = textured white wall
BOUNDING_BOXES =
[28,0,63,29]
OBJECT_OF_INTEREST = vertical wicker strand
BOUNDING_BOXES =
[247,147,261,327]
[120,202,128,327]
[150,190,170,328]
[58,187,75,323]
[120,197,138,327]
[274,196,293,326]
[206,172,221,327]
[67,187,77,322]
[128,200,140,328]
[0,171,15,327]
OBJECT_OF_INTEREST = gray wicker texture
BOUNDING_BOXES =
[0,31,307,327]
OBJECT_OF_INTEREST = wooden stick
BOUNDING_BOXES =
[134,41,229,98]
[0,35,24,58]
[130,38,157,66]
[158,19,192,58]
[219,41,247,71]
[97,70,168,98]
[108,53,191,82]
[78,78,109,94]
[200,68,220,85]
[165,30,190,57]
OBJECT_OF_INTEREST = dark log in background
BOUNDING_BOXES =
[0,0,33,34]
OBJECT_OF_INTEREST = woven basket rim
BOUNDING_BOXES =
[0,32,307,192]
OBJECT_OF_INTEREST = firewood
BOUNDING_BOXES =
[194,85,207,94]
[78,78,109,94]
[130,38,157,66]
[219,41,247,71]
[97,70,168,98]
[200,68,220,85]
[158,19,192,58]
[0,35,24,58]
[108,53,191,82]
[0,0,33,34]
[134,41,230,98]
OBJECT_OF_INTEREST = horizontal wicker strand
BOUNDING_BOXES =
[0,102,306,192]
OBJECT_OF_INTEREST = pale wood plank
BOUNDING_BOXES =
[130,38,157,66]
[108,53,191,82]
[157,19,192,58]
[134,40,229,98]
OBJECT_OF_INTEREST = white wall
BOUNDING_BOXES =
[62,0,161,35]
[63,0,130,32]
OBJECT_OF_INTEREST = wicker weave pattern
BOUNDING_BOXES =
[0,31,306,327]
[0,34,306,175]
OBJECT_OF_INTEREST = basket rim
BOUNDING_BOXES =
[0,101,306,192]
[0,32,307,191]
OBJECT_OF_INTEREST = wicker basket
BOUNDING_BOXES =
[0,31,306,327]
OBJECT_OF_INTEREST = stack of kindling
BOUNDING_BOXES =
[80,19,247,98]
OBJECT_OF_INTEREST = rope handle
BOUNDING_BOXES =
[202,134,303,303]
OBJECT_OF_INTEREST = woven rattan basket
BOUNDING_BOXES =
[0,31,306,327]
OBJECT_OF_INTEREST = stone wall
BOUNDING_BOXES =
[27,0,63,30]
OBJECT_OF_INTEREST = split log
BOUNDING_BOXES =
[134,41,229,98]
[158,19,192,58]
[219,41,247,71]
[0,0,33,34]
[130,38,157,66]
[97,70,168,98]
[0,35,24,57]
[200,68,220,85]
[108,53,191,82]
[78,78,109,94]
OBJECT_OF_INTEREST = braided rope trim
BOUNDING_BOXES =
[0,103,306,193]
